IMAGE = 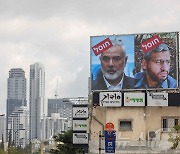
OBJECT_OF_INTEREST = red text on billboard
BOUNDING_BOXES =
[141,35,162,53]
[92,38,113,56]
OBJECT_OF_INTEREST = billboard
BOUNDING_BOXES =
[91,32,179,91]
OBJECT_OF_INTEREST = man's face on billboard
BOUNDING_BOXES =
[143,51,171,84]
[100,45,127,81]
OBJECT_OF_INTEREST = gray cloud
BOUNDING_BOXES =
[0,0,180,114]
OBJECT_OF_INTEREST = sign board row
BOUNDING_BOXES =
[96,92,171,106]
[72,105,88,145]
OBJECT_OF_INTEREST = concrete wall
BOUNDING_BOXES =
[89,106,180,151]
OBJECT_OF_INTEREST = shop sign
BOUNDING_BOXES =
[124,93,145,106]
[99,92,122,107]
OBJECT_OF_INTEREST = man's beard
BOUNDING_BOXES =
[101,67,124,80]
[146,67,168,83]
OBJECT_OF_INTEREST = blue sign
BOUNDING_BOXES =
[105,130,116,153]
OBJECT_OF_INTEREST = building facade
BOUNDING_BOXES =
[48,98,72,128]
[29,63,45,140]
[8,106,29,148]
[48,97,88,130]
[0,114,6,143]
[6,68,27,142]
[41,113,68,140]
[89,93,180,153]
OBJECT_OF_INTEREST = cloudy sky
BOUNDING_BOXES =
[0,0,180,114]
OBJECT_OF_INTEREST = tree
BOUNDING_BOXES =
[24,142,32,153]
[168,125,180,150]
[50,129,83,154]
[7,145,32,154]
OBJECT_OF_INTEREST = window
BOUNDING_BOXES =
[119,119,133,131]
[162,117,179,132]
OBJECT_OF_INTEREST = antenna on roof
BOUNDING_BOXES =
[55,78,58,98]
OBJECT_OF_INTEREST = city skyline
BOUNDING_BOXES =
[0,59,89,114]
[5,64,85,145]
[0,0,180,114]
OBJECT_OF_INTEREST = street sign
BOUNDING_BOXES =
[105,122,114,132]
[105,130,116,153]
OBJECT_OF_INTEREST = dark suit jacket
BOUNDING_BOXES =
[92,70,135,90]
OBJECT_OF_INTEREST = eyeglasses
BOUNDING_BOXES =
[151,59,170,65]
[101,56,123,63]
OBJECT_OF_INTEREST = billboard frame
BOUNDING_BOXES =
[90,31,179,92]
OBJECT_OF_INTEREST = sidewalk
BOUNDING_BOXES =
[90,149,180,154]
[89,140,180,154]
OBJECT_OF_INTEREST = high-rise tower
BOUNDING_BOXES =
[29,63,45,140]
[6,68,27,141]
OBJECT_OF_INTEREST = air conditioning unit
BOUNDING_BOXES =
[148,131,156,141]
[148,131,156,147]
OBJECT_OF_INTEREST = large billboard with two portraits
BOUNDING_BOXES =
[91,32,179,91]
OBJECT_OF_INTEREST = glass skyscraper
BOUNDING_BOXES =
[6,68,27,141]
[29,63,45,140]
